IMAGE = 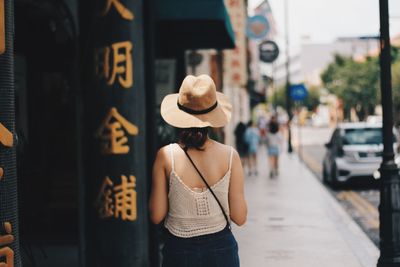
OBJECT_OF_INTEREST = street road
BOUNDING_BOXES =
[291,126,380,246]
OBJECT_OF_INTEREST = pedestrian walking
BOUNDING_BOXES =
[244,121,260,176]
[234,121,249,170]
[266,115,282,178]
[149,75,247,267]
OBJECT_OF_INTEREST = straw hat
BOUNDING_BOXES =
[161,75,232,128]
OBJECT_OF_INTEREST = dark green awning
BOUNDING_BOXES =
[156,0,235,49]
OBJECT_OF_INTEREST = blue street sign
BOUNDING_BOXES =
[290,84,308,101]
[246,15,270,39]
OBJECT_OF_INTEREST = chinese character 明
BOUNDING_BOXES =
[114,175,137,221]
[97,176,114,218]
[109,41,133,88]
[95,46,110,81]
[0,222,14,267]
[96,107,139,155]
[101,0,134,20]
[95,41,133,89]
[0,123,13,147]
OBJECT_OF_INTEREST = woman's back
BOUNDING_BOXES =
[170,141,232,190]
[165,142,233,238]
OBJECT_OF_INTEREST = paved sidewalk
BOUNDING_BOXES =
[232,147,379,267]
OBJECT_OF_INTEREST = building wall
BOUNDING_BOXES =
[224,85,250,146]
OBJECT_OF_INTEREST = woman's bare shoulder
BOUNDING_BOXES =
[213,141,239,155]
[155,144,173,161]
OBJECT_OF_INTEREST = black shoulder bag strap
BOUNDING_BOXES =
[181,146,231,229]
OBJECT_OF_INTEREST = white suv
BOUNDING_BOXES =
[322,122,399,186]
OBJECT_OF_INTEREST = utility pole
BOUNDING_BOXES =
[377,0,400,266]
[284,0,293,153]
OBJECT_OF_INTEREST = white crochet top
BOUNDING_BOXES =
[164,144,233,238]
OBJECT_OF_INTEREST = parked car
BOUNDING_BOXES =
[322,122,399,187]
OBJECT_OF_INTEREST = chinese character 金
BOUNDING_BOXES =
[96,107,139,155]
[114,175,137,221]
[95,41,133,89]
[0,222,14,267]
[101,0,134,20]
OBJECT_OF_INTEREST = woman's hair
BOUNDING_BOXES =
[269,121,279,134]
[178,127,209,150]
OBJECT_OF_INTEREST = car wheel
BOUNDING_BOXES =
[330,164,340,189]
[322,165,329,184]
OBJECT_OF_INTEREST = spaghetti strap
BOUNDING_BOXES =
[228,146,234,171]
[169,144,175,172]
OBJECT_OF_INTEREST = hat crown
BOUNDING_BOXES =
[178,75,217,111]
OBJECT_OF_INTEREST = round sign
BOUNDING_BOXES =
[246,15,270,39]
[187,51,203,67]
[259,40,279,63]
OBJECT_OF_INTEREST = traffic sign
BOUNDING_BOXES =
[290,84,308,101]
[259,40,279,63]
[246,15,270,39]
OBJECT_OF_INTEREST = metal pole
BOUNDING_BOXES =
[377,0,400,266]
[284,0,293,153]
[297,102,302,161]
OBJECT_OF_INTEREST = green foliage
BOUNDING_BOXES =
[270,85,286,108]
[302,86,321,111]
[321,54,380,120]
[269,84,320,111]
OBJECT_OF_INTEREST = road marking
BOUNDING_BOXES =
[299,146,380,231]
[336,191,379,230]
[297,147,322,174]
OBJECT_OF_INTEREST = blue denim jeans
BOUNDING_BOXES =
[162,227,240,267]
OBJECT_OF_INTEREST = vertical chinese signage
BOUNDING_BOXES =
[223,0,247,87]
[0,0,21,266]
[83,0,148,266]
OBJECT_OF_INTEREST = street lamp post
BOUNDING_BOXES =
[284,0,293,153]
[378,0,400,266]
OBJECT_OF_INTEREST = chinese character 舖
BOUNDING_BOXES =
[114,175,137,221]
[97,176,114,218]
[96,175,138,221]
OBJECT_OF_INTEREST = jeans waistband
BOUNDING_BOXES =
[167,225,232,243]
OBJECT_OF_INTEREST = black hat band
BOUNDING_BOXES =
[177,101,218,115]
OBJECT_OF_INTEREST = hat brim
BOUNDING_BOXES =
[160,92,232,128]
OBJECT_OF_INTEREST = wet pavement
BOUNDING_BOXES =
[232,148,378,267]
[293,126,381,246]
